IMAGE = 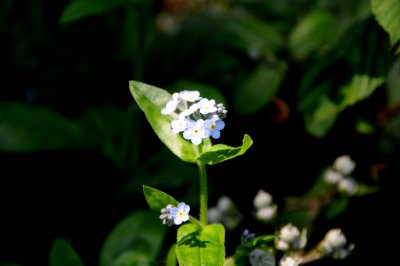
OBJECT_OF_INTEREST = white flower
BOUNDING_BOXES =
[198,98,217,114]
[161,92,180,115]
[333,155,356,175]
[256,205,277,222]
[337,177,358,195]
[208,207,222,224]
[217,196,234,212]
[321,228,347,254]
[171,118,188,134]
[183,119,206,145]
[254,189,273,209]
[279,224,300,244]
[323,169,343,184]
[279,256,301,266]
[180,90,201,102]
[170,202,190,225]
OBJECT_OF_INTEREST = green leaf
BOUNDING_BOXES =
[165,244,177,266]
[0,102,83,152]
[371,0,400,47]
[339,75,385,107]
[325,197,349,220]
[143,185,179,212]
[304,96,339,138]
[176,223,225,266]
[217,12,283,56]
[60,0,130,25]
[197,134,253,165]
[99,210,166,266]
[304,75,384,137]
[288,10,338,60]
[386,58,400,105]
[111,251,154,266]
[49,238,84,266]
[129,80,202,163]
[234,62,287,115]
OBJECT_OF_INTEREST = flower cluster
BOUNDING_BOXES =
[318,228,354,259]
[159,202,190,226]
[208,195,242,230]
[161,90,227,145]
[323,155,358,195]
[253,189,277,223]
[275,223,307,252]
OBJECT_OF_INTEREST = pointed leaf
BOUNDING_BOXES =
[288,10,338,60]
[217,12,283,55]
[234,62,287,115]
[143,185,179,212]
[304,75,384,137]
[371,0,400,47]
[99,210,166,266]
[339,75,385,107]
[176,223,225,266]
[197,134,253,165]
[60,0,131,25]
[129,80,200,163]
[49,238,84,266]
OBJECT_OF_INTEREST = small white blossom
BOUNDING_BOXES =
[333,155,356,175]
[323,169,343,184]
[180,90,201,102]
[161,92,180,115]
[279,224,300,244]
[256,205,277,222]
[321,228,347,254]
[279,256,301,266]
[208,207,222,224]
[183,119,206,145]
[254,189,273,209]
[217,196,234,212]
[198,98,217,114]
[337,177,358,195]
[171,118,188,134]
[276,224,307,251]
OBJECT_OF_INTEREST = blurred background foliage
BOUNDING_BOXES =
[0,0,399,265]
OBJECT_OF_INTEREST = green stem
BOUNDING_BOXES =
[197,160,208,225]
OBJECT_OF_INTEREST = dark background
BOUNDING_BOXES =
[1,0,399,265]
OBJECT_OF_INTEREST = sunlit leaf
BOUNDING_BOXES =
[339,75,385,107]
[129,80,202,163]
[143,185,179,212]
[99,210,166,266]
[234,62,287,115]
[49,238,84,266]
[197,134,253,165]
[289,10,338,60]
[371,0,400,47]
[176,223,225,266]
